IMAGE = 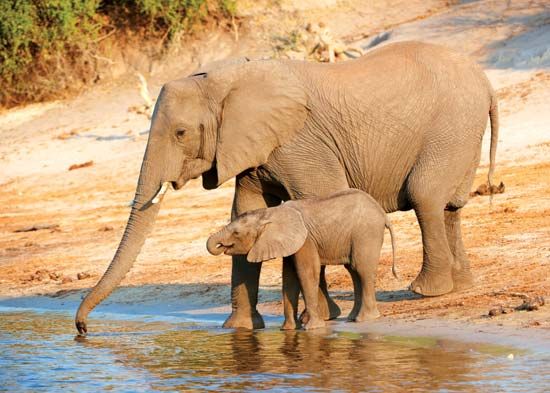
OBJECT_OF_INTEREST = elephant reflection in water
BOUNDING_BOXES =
[74,326,489,391]
[228,331,478,391]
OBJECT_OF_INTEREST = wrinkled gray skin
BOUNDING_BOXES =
[75,41,498,334]
[207,189,397,330]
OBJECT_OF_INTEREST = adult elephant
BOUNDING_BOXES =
[75,41,498,333]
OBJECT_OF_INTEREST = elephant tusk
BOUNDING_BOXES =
[151,182,171,204]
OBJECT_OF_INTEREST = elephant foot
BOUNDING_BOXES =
[354,307,380,322]
[410,270,453,297]
[347,310,358,322]
[303,316,326,330]
[281,318,300,330]
[222,310,265,330]
[317,296,341,321]
[452,268,474,292]
[302,302,341,322]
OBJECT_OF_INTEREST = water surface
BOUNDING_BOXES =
[1,311,548,392]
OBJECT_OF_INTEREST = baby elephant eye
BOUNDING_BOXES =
[175,129,186,139]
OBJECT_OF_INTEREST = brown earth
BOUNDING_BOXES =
[0,0,549,331]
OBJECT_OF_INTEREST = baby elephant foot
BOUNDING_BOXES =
[317,297,341,321]
[354,308,380,322]
[281,318,300,330]
[299,309,325,329]
[303,317,326,330]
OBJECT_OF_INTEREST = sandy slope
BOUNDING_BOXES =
[0,0,549,332]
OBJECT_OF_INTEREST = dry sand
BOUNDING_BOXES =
[1,0,549,337]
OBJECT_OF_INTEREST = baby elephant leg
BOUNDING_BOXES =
[351,246,381,322]
[282,256,301,330]
[294,239,325,330]
[300,266,341,322]
[318,266,342,320]
[344,264,362,321]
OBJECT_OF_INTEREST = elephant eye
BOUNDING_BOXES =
[175,129,186,139]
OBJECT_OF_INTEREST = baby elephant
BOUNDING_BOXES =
[207,189,396,330]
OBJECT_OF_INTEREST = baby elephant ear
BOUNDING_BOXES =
[247,207,308,263]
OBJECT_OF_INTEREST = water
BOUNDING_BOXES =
[1,311,549,392]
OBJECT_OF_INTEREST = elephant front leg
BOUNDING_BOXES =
[223,256,265,329]
[298,266,342,322]
[281,256,301,330]
[223,176,280,330]
[445,209,474,292]
[410,206,454,296]
[294,239,325,330]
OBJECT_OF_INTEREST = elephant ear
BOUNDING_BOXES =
[247,206,308,263]
[215,61,308,185]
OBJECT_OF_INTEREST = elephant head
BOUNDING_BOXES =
[206,205,308,263]
[75,58,309,334]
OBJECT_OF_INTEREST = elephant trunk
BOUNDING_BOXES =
[75,155,163,335]
[207,229,228,256]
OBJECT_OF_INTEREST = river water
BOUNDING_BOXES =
[1,311,549,392]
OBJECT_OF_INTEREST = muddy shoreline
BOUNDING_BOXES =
[2,292,549,353]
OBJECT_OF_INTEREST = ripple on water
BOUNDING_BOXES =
[0,311,549,392]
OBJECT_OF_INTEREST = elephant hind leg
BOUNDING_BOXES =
[445,158,479,292]
[351,247,380,321]
[445,147,480,292]
[345,264,362,321]
[407,165,455,296]
[445,208,474,292]
[409,202,455,296]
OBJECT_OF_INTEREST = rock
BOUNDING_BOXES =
[68,161,93,171]
[488,307,504,317]
[488,305,513,317]
[29,269,49,282]
[515,296,545,311]
[14,224,59,233]
[98,225,114,232]
[61,276,74,284]
[56,129,79,140]
[77,272,91,280]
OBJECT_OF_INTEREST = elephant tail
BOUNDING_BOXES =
[385,216,398,279]
[488,93,499,201]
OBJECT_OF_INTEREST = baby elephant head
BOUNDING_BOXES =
[206,205,308,262]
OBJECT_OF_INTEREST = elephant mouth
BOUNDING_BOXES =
[171,179,186,190]
[216,242,234,254]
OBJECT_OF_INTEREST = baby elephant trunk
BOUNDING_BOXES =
[206,229,227,256]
